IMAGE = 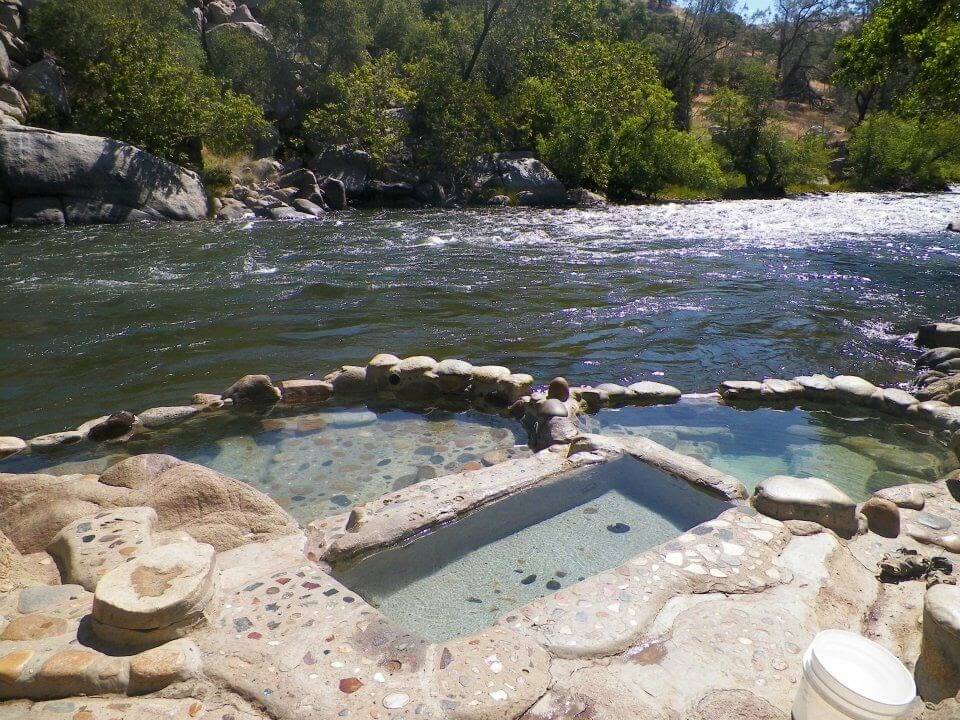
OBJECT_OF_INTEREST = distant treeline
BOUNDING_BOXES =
[23,0,960,197]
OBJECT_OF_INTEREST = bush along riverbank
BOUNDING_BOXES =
[2,0,960,225]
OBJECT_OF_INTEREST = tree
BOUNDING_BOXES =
[771,0,844,106]
[706,63,829,194]
[657,0,741,129]
[834,0,960,120]
[608,124,724,198]
[30,0,268,166]
[511,40,677,192]
[407,58,504,175]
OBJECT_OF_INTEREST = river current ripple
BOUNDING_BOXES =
[3,190,960,437]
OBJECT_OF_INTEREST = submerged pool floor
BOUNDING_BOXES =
[582,400,954,500]
[332,457,732,641]
[3,407,528,523]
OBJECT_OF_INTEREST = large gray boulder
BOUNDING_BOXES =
[14,58,70,118]
[0,40,10,83]
[918,323,960,349]
[0,126,209,223]
[475,151,567,206]
[309,146,372,197]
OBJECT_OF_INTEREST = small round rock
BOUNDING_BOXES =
[547,377,570,402]
[0,436,26,459]
[538,398,569,418]
[860,497,900,538]
[382,693,410,709]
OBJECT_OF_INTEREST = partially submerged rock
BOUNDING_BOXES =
[222,374,281,406]
[0,437,25,459]
[752,475,859,537]
[918,323,960,349]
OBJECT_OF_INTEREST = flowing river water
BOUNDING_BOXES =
[3,190,960,438]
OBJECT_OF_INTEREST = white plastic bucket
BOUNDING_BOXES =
[792,630,916,720]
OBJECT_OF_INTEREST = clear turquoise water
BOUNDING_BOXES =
[4,191,960,439]
[333,457,732,641]
[582,399,955,500]
[0,406,527,523]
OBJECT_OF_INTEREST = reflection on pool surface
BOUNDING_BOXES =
[582,399,955,500]
[1,406,528,523]
[332,457,732,641]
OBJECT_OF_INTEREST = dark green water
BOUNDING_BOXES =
[3,191,960,437]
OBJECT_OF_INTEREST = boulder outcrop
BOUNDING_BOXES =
[473,151,567,206]
[0,126,209,224]
[0,456,297,554]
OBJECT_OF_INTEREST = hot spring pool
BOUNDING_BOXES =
[332,457,732,641]
[1,406,528,523]
[581,399,955,500]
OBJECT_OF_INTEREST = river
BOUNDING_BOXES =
[3,190,960,437]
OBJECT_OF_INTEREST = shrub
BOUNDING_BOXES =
[407,58,504,174]
[302,52,413,166]
[705,64,830,195]
[609,124,725,199]
[29,0,269,166]
[512,40,676,192]
[847,112,960,191]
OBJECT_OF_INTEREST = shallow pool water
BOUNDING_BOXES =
[1,406,527,523]
[581,400,955,500]
[332,457,732,641]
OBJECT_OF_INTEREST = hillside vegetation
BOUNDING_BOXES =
[19,0,960,200]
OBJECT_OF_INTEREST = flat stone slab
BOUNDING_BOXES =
[137,406,199,429]
[16,586,88,615]
[626,381,681,405]
[92,540,217,631]
[0,698,210,720]
[752,475,858,537]
[47,507,158,592]
[0,437,25,459]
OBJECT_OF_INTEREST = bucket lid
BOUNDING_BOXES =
[806,630,916,714]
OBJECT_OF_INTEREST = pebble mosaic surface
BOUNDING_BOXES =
[506,507,792,658]
[332,458,732,641]
[4,408,529,524]
[582,399,954,500]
